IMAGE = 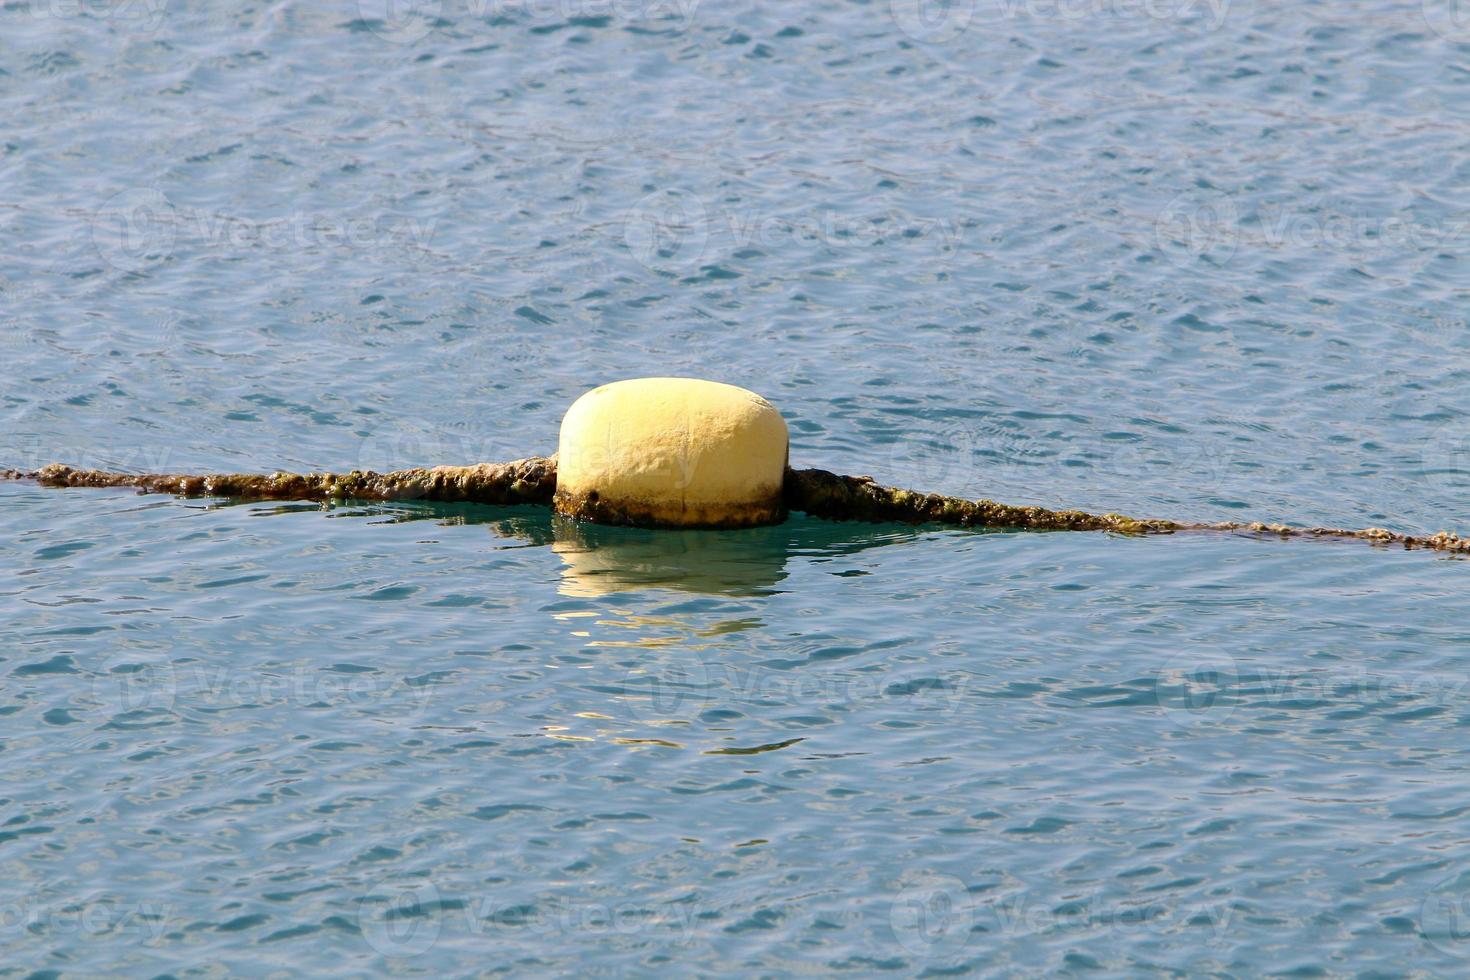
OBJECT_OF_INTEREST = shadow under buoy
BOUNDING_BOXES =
[492,512,930,598]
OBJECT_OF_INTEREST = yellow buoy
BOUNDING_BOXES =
[554,377,789,529]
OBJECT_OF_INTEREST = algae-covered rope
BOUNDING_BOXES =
[783,466,1470,555]
[4,460,1468,556]
[5,459,559,506]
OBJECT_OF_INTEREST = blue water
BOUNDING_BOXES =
[5,1,1470,974]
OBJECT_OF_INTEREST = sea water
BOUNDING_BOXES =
[4,1,1470,974]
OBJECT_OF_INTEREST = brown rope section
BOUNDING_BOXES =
[7,459,558,506]
[784,467,1470,554]
[4,461,1468,555]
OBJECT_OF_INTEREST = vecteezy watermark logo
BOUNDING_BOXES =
[890,0,1239,41]
[623,190,709,272]
[0,894,174,944]
[359,878,443,957]
[982,891,1235,949]
[1154,190,1239,267]
[91,190,439,273]
[91,652,178,719]
[1154,650,1240,729]
[620,197,963,275]
[556,421,706,492]
[620,665,969,722]
[1410,313,1467,348]
[1423,0,1470,43]
[354,421,510,478]
[1422,871,1470,957]
[356,0,443,43]
[888,0,976,42]
[619,656,712,724]
[87,655,441,723]
[726,208,963,257]
[888,870,974,958]
[485,0,703,27]
[92,189,178,274]
[4,435,176,477]
[349,878,711,951]
[883,422,983,497]
[1250,201,1470,254]
[1152,196,1470,271]
[1421,421,1470,498]
[348,0,706,42]
[24,0,171,32]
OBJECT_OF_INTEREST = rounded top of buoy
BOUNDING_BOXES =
[554,377,789,529]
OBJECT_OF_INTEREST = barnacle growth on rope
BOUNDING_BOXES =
[6,459,1469,556]
[10,459,558,506]
[783,467,1470,554]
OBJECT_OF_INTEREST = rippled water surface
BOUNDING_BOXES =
[5,1,1470,975]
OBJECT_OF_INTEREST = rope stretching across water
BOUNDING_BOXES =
[5,460,1468,556]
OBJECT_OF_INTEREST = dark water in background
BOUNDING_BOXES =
[5,0,1470,974]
